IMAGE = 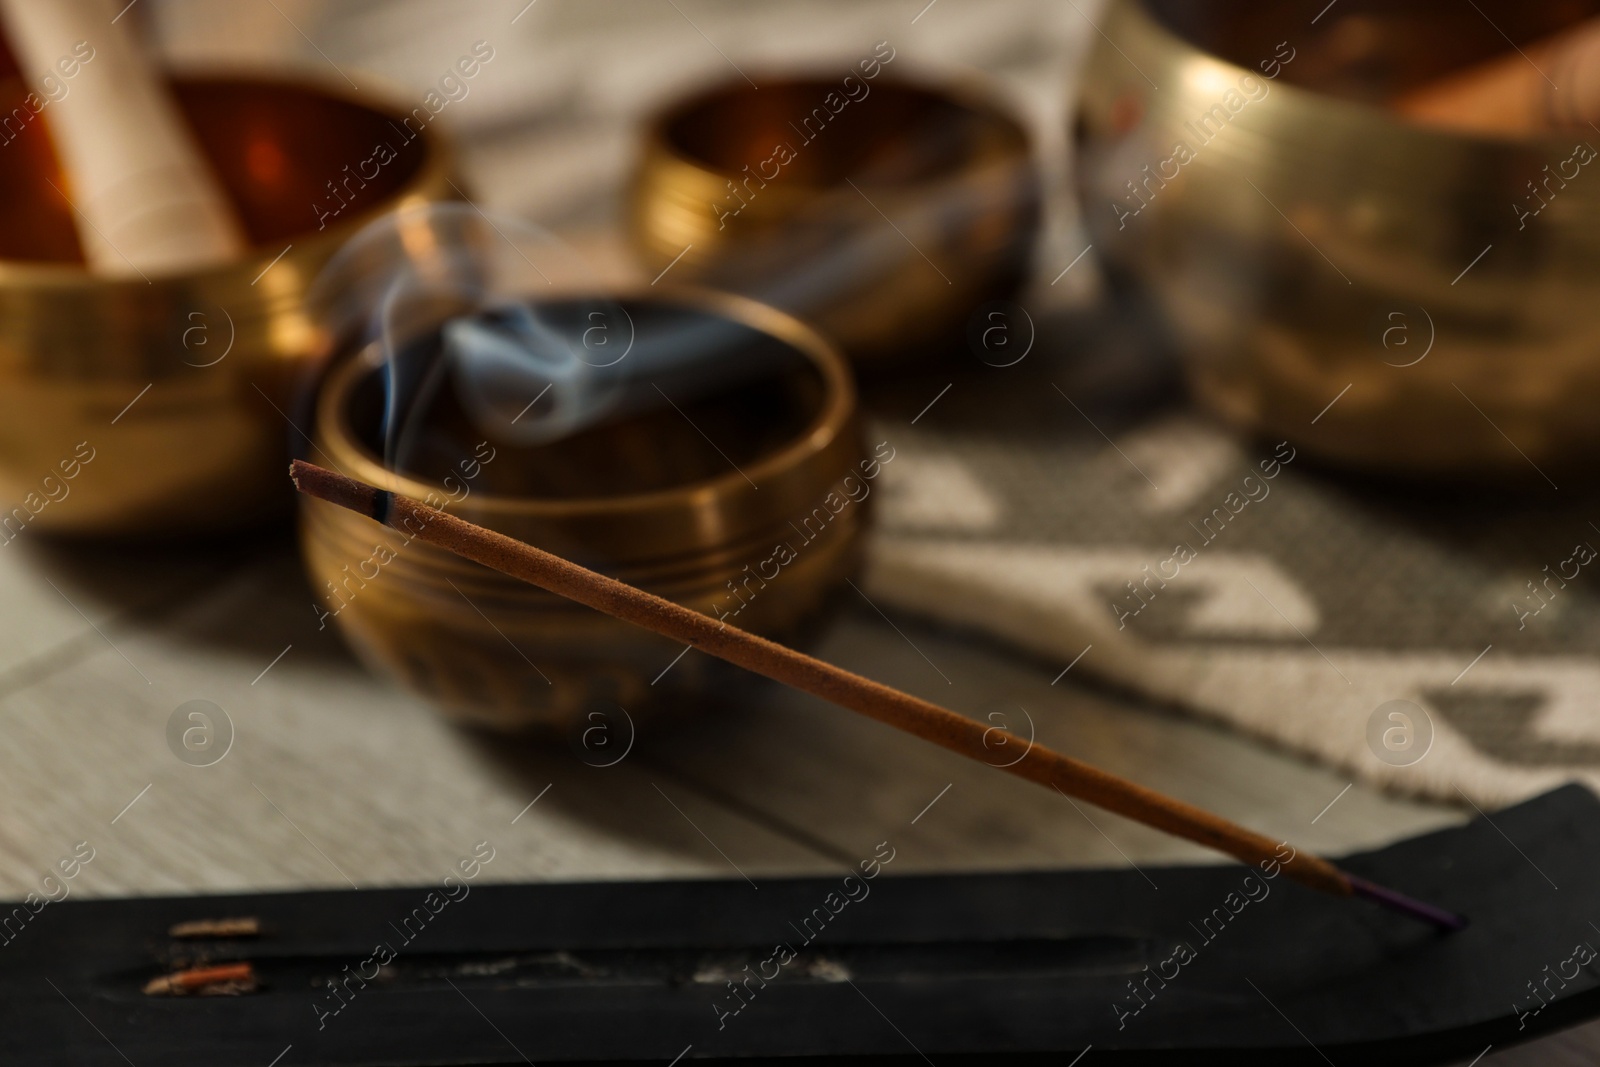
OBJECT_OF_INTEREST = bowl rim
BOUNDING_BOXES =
[639,67,1033,190]
[1120,0,1594,152]
[315,284,860,519]
[0,66,455,290]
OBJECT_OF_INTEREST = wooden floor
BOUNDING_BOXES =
[0,530,1467,897]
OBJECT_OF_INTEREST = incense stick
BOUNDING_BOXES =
[290,460,1467,932]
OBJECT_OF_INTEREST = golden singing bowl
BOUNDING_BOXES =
[300,288,869,732]
[628,72,1039,368]
[1075,0,1600,479]
[0,72,455,536]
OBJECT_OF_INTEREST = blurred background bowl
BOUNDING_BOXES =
[629,71,1040,369]
[300,287,867,732]
[0,71,455,537]
[1074,0,1600,480]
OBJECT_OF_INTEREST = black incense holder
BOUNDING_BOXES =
[11,785,1600,1064]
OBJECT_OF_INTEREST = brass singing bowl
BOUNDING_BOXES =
[628,72,1039,368]
[300,288,868,731]
[1075,0,1600,478]
[0,72,455,536]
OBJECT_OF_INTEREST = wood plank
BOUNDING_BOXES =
[0,544,836,899]
[643,610,1467,875]
[0,536,234,681]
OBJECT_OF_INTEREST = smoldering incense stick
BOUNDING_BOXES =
[290,460,1467,932]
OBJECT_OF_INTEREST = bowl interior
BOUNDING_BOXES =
[1148,0,1600,104]
[661,76,1012,187]
[0,74,430,264]
[343,296,829,501]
